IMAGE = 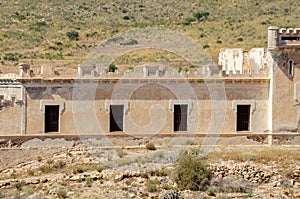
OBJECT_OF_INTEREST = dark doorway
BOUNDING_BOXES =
[174,104,188,132]
[236,105,250,131]
[45,105,59,133]
[110,105,124,132]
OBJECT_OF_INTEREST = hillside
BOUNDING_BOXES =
[0,0,299,69]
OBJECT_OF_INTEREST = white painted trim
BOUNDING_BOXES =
[169,100,193,114]
[294,82,300,101]
[40,100,65,114]
[105,100,129,113]
[105,100,128,132]
[232,100,256,132]
[169,100,193,132]
[40,100,65,133]
[232,100,256,114]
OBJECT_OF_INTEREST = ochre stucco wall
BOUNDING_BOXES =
[23,81,269,135]
[271,48,300,132]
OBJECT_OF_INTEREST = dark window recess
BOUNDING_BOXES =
[236,105,250,131]
[288,60,293,76]
[45,105,59,133]
[110,105,124,132]
[281,36,300,41]
[174,105,188,131]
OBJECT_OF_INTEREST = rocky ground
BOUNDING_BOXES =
[0,144,300,199]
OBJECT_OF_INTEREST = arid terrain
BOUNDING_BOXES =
[1,0,300,69]
[0,138,300,198]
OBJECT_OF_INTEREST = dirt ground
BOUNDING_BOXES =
[0,142,300,198]
[0,148,65,171]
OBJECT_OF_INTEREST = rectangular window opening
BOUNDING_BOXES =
[110,105,124,132]
[45,105,59,133]
[174,104,188,132]
[281,36,300,41]
[236,105,250,131]
[288,60,294,76]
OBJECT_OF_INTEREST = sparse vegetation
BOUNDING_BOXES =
[208,148,300,165]
[96,164,104,173]
[0,0,299,68]
[0,146,300,197]
[74,166,87,174]
[52,160,66,169]
[172,154,212,191]
[145,142,156,150]
[37,156,42,162]
[207,188,216,196]
[66,31,79,41]
[39,164,52,173]
[108,63,118,72]
[85,177,93,187]
[145,179,159,192]
[57,189,68,199]
[27,169,35,176]
[14,180,25,191]
[116,148,127,158]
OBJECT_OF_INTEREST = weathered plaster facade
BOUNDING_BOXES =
[0,27,299,135]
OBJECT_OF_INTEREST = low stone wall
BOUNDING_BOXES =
[0,133,300,149]
[210,164,300,189]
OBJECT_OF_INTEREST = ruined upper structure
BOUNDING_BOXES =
[0,27,299,136]
[268,26,300,50]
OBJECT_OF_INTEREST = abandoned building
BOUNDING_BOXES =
[0,26,300,136]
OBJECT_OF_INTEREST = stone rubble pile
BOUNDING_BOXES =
[291,167,300,181]
[210,164,272,183]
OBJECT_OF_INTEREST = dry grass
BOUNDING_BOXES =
[208,148,300,166]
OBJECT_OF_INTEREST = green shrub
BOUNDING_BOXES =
[109,63,118,72]
[247,190,253,197]
[193,12,203,22]
[29,21,47,32]
[40,165,52,173]
[123,15,130,20]
[10,169,17,179]
[162,183,173,190]
[149,169,167,177]
[183,17,196,25]
[74,166,87,174]
[171,154,212,191]
[66,31,79,40]
[203,44,210,49]
[37,156,42,162]
[57,189,68,199]
[178,67,182,73]
[85,177,93,187]
[145,179,159,192]
[207,188,216,196]
[15,180,25,191]
[96,165,104,173]
[120,39,138,45]
[116,148,127,158]
[52,160,66,169]
[27,169,35,176]
[13,13,26,21]
[200,33,206,38]
[145,143,156,150]
[3,53,19,62]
